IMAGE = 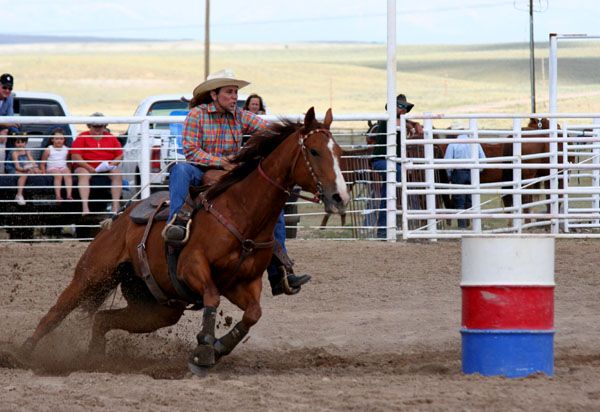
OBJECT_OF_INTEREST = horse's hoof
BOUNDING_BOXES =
[188,344,216,369]
[187,361,210,378]
[0,350,28,369]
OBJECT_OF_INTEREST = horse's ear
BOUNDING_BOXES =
[304,107,316,129]
[323,108,333,129]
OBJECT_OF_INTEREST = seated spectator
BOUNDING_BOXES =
[70,113,123,215]
[10,134,41,205]
[41,127,73,202]
[243,93,266,115]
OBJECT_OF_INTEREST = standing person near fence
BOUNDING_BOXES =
[162,68,310,296]
[41,127,73,202]
[369,94,422,238]
[70,113,123,215]
[444,122,486,229]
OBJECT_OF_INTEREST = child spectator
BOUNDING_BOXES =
[11,134,41,205]
[41,127,73,202]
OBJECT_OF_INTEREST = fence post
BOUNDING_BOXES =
[140,119,151,199]
[469,118,482,233]
[512,118,522,232]
[400,116,409,240]
[423,118,436,237]
[562,126,570,232]
[549,118,559,234]
[592,118,600,227]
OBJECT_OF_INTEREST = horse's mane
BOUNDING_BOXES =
[204,120,303,201]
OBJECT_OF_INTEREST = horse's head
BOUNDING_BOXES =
[293,107,350,215]
[527,117,550,130]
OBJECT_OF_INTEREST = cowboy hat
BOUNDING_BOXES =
[192,69,250,101]
[396,94,414,113]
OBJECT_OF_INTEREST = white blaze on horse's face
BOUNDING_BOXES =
[327,138,350,207]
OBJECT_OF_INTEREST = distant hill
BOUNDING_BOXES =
[0,33,158,44]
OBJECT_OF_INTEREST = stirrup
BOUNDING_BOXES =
[162,214,192,245]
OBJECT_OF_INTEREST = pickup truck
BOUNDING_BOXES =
[0,92,113,240]
[120,94,300,238]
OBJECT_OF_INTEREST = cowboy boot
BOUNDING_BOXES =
[162,208,193,245]
[270,265,311,296]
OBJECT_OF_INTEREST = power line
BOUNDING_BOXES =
[7,1,514,36]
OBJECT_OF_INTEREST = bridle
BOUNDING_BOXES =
[257,128,332,204]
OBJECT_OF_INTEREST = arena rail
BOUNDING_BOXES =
[398,112,600,240]
[0,114,389,242]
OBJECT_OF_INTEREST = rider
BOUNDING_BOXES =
[162,69,310,296]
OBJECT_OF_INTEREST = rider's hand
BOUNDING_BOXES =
[221,159,235,171]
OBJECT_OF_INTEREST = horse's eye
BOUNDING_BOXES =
[310,148,319,157]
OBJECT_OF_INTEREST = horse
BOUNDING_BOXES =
[437,118,564,225]
[21,107,350,376]
[502,118,566,221]
[319,146,373,229]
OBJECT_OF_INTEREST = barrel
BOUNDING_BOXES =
[460,236,555,378]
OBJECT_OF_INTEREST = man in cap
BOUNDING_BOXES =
[0,73,19,164]
[71,112,123,214]
[368,94,422,238]
[162,68,310,296]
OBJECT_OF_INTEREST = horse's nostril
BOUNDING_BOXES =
[332,193,342,203]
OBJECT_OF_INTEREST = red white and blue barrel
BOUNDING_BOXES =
[461,236,555,378]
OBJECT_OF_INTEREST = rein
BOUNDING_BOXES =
[257,128,332,204]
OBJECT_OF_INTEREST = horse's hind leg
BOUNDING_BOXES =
[89,303,185,355]
[89,275,185,355]
[22,269,117,356]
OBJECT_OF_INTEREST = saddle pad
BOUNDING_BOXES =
[129,191,170,224]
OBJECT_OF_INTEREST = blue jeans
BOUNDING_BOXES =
[372,159,401,238]
[168,163,204,221]
[267,211,287,282]
[450,169,471,228]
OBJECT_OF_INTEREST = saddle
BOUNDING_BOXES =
[128,169,227,224]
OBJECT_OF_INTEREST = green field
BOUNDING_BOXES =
[2,40,600,125]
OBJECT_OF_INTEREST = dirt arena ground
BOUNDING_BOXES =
[1,239,599,411]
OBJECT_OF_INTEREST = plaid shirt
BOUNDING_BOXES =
[182,102,268,167]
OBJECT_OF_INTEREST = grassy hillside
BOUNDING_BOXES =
[1,40,599,121]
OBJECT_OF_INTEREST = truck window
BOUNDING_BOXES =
[148,100,189,130]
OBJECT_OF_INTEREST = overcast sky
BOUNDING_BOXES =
[3,0,599,44]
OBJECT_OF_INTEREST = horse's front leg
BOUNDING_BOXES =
[180,254,221,373]
[214,278,263,360]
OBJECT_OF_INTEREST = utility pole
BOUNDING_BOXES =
[528,0,536,113]
[204,0,210,80]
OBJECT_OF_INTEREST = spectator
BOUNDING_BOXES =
[369,94,421,238]
[71,113,123,215]
[162,68,310,296]
[444,122,486,229]
[10,134,41,205]
[41,127,73,202]
[1,74,17,172]
[0,73,18,135]
[243,93,266,115]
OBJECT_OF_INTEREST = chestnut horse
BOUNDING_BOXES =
[22,108,350,375]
